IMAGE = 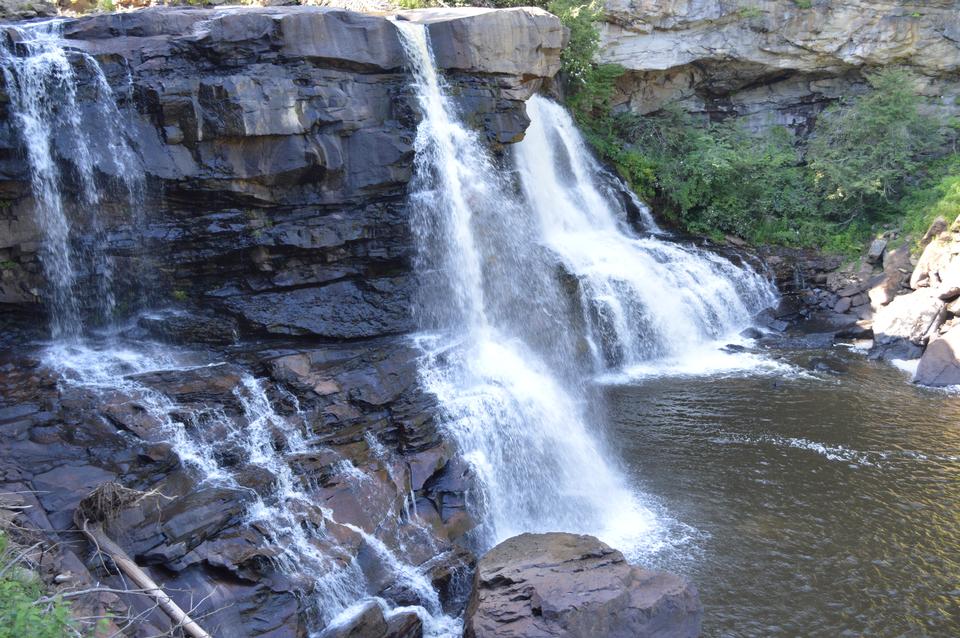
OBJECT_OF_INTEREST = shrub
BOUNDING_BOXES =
[807,68,943,223]
[0,533,77,638]
[900,154,960,242]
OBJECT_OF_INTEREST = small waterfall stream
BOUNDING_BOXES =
[517,96,778,370]
[1,20,143,338]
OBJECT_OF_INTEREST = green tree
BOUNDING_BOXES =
[808,68,942,222]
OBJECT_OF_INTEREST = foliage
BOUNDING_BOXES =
[545,4,951,254]
[0,534,76,638]
[737,7,764,19]
[807,68,943,223]
[396,0,432,8]
[611,107,822,243]
[96,0,115,12]
[899,154,960,242]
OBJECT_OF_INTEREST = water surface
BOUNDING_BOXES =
[606,347,960,637]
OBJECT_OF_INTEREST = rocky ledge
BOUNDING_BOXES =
[0,5,565,334]
[464,533,702,638]
[600,0,960,136]
[0,6,571,637]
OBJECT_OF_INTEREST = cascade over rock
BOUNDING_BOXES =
[0,5,771,636]
[0,6,563,337]
[600,0,960,135]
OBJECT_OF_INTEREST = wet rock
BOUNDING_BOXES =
[129,363,244,407]
[321,600,387,638]
[386,611,423,638]
[226,278,414,338]
[137,311,240,345]
[914,325,960,387]
[463,532,701,638]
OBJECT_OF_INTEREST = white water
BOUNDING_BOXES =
[0,20,143,338]
[517,96,778,371]
[396,21,668,556]
[46,341,458,635]
[396,21,779,562]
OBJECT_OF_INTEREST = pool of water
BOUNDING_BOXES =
[604,346,960,637]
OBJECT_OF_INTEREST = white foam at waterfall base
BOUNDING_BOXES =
[516,96,779,373]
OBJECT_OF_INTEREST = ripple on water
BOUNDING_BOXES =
[605,346,960,637]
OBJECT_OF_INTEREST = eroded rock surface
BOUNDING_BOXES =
[0,6,562,636]
[600,0,960,135]
[0,6,563,337]
[464,532,701,638]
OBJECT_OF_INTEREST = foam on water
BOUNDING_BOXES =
[516,96,778,372]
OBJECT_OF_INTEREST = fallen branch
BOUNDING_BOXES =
[77,519,212,638]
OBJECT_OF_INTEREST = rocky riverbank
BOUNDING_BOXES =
[755,214,960,387]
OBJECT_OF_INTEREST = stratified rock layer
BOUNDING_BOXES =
[0,7,564,636]
[600,0,960,135]
[0,6,564,335]
[464,532,702,638]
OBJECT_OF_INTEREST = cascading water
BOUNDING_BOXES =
[516,95,778,371]
[0,20,143,338]
[5,20,458,636]
[395,21,666,555]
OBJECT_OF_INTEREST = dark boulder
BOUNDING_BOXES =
[463,532,701,638]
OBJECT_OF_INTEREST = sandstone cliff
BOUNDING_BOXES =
[599,0,960,134]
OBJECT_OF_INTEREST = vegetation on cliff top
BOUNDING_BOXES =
[549,0,958,253]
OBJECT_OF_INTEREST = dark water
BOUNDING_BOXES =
[605,347,960,637]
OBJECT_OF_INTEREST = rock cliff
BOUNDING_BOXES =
[0,7,566,636]
[599,0,960,135]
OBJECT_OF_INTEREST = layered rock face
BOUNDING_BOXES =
[0,6,566,636]
[0,6,564,335]
[599,0,960,134]
[463,533,702,638]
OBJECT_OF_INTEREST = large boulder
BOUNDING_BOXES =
[463,532,701,638]
[870,289,944,360]
[914,324,960,386]
[910,216,960,291]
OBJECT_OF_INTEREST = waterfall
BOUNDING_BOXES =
[396,20,778,558]
[516,95,778,370]
[395,21,666,555]
[1,20,144,339]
